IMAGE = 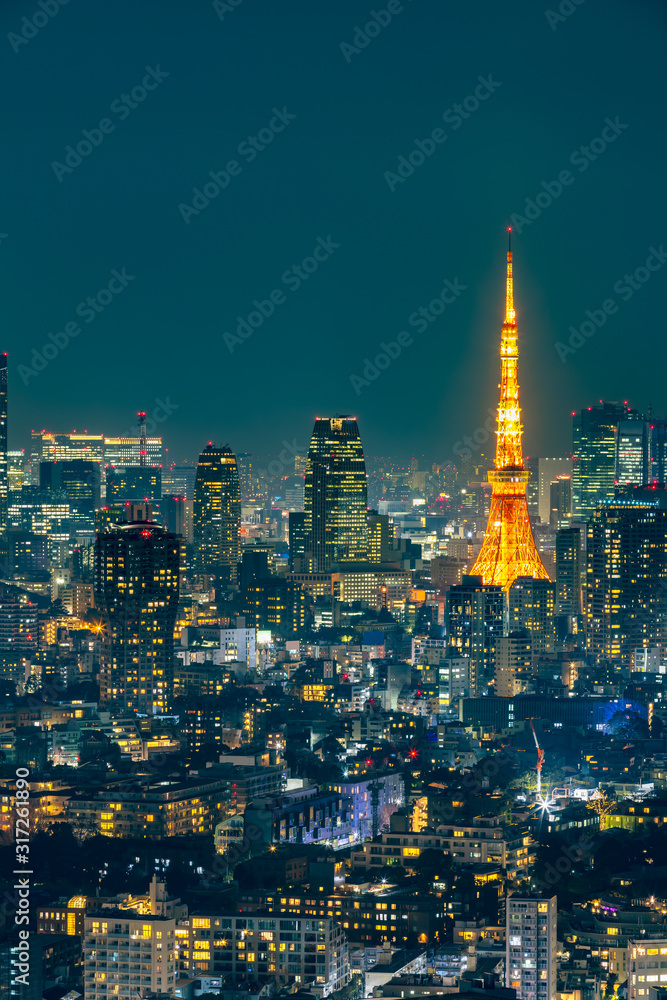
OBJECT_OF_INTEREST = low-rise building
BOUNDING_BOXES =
[243,787,353,850]
[187,912,348,995]
[66,768,231,839]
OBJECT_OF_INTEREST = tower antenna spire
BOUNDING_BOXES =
[505,227,515,325]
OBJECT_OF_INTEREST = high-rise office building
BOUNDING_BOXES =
[0,355,7,546]
[555,526,582,615]
[193,444,241,581]
[496,630,532,697]
[616,418,649,486]
[585,501,667,664]
[538,457,571,525]
[242,576,307,634]
[236,452,253,499]
[368,511,392,564]
[506,893,557,1000]
[162,463,196,500]
[572,402,631,519]
[470,240,549,590]
[30,431,104,491]
[304,416,368,571]
[446,575,505,695]
[95,517,180,714]
[508,577,556,655]
[438,655,470,708]
[161,494,187,537]
[649,417,667,485]
[106,465,162,502]
[7,450,24,495]
[525,456,540,523]
[40,460,101,516]
[103,434,162,467]
[288,511,308,571]
[549,475,572,529]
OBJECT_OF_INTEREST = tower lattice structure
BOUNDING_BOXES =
[470,235,550,590]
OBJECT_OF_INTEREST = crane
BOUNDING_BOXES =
[530,720,545,801]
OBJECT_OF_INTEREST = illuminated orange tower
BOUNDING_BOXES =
[470,232,550,590]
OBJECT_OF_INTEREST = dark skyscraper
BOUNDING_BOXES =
[572,402,631,519]
[556,526,582,616]
[585,500,667,664]
[445,575,505,696]
[288,511,308,571]
[304,416,368,572]
[0,355,7,546]
[193,444,241,581]
[40,460,101,527]
[106,465,162,502]
[95,518,180,714]
[649,416,667,485]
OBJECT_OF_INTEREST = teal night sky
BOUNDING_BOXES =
[1,0,665,463]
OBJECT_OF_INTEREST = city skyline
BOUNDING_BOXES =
[1,0,664,464]
[2,5,666,1000]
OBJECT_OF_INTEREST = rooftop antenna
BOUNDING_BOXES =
[138,412,147,467]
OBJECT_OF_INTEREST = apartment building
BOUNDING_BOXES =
[506,893,557,1000]
[66,768,231,838]
[187,912,349,995]
[83,878,186,1000]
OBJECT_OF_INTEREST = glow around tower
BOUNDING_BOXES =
[470,232,550,590]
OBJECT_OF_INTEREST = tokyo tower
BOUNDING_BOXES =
[470,232,550,590]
